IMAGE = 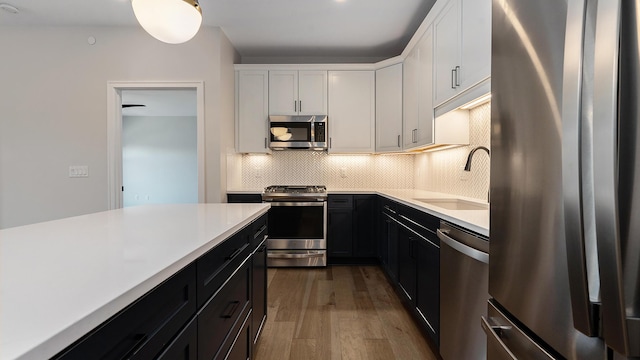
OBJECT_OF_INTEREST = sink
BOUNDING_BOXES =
[413,198,489,211]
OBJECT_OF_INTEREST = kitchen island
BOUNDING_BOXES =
[0,203,269,360]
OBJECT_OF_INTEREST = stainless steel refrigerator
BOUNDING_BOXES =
[486,0,640,359]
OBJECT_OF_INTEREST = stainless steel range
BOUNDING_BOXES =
[262,185,327,267]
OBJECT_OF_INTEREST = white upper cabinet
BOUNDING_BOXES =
[403,26,435,151]
[236,70,270,153]
[433,0,491,107]
[376,63,403,153]
[269,70,327,115]
[328,71,376,153]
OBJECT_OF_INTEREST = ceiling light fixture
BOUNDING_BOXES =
[131,0,202,44]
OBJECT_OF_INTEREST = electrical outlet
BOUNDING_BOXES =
[340,167,347,178]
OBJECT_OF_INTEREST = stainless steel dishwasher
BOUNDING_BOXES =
[437,221,489,360]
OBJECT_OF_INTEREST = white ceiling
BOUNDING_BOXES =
[0,0,436,61]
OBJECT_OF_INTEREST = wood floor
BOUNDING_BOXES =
[254,265,439,360]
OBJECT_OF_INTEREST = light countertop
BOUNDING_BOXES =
[227,188,489,236]
[0,203,270,360]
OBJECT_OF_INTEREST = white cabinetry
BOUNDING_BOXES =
[268,70,327,115]
[376,63,403,153]
[403,27,435,150]
[236,71,270,153]
[433,0,491,107]
[328,71,375,153]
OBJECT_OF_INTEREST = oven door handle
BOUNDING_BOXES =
[267,251,325,259]
[267,201,326,207]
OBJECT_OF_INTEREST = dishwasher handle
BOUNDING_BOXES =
[437,229,489,264]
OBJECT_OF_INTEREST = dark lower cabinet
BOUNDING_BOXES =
[353,195,376,257]
[226,314,252,360]
[328,194,377,261]
[53,214,268,360]
[157,318,198,360]
[198,258,251,360]
[377,196,440,349]
[397,225,417,302]
[251,241,267,347]
[416,237,440,346]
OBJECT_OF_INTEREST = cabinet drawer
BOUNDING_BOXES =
[197,229,251,306]
[55,264,197,360]
[250,214,268,249]
[397,203,439,239]
[198,258,251,360]
[328,194,353,209]
[156,318,197,360]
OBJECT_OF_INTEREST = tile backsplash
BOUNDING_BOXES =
[230,102,490,199]
[235,151,415,189]
[414,102,491,201]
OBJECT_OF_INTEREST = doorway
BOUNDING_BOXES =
[107,82,205,209]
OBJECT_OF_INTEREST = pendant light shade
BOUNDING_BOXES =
[132,0,202,44]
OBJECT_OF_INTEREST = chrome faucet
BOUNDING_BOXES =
[464,146,491,202]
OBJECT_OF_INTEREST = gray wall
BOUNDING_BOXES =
[0,26,239,228]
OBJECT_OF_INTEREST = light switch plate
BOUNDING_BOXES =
[69,165,89,178]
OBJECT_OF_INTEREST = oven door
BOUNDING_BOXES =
[266,201,326,247]
[266,201,327,267]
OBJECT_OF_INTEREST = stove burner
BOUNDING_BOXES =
[262,185,327,201]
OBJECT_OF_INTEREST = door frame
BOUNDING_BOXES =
[107,81,205,210]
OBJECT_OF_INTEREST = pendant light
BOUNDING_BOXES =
[131,0,202,44]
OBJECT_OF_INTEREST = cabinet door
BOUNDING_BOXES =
[298,71,327,115]
[354,195,376,257]
[328,71,376,153]
[237,71,270,153]
[156,318,198,360]
[251,243,267,347]
[327,208,353,257]
[403,46,419,149]
[433,0,461,106]
[460,0,491,90]
[376,63,403,152]
[416,238,440,346]
[416,27,435,147]
[269,70,298,115]
[397,226,416,302]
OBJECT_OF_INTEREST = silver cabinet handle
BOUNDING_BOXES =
[299,100,302,112]
[451,68,456,89]
[481,316,518,360]
[455,65,461,86]
[264,137,267,149]
[397,134,401,148]
[329,137,332,148]
[437,229,488,264]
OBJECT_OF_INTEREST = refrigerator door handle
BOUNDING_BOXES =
[561,0,600,337]
[593,0,636,355]
[481,316,518,360]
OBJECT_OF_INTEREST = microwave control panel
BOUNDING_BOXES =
[314,122,326,142]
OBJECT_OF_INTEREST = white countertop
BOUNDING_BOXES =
[0,203,270,360]
[227,188,489,236]
[376,189,489,236]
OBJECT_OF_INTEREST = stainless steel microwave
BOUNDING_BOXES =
[268,115,328,150]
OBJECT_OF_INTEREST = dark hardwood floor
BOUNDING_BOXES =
[254,265,439,360]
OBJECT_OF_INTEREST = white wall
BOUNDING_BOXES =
[0,26,239,228]
[122,116,197,207]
